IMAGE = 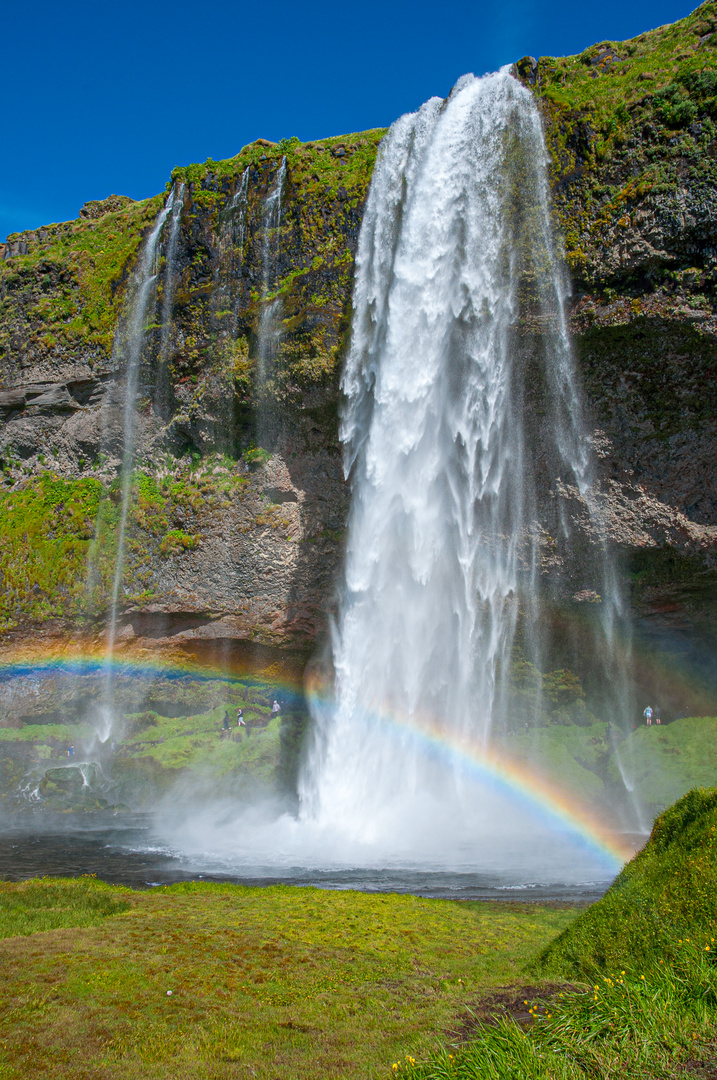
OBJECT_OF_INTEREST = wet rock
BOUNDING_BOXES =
[516,56,539,84]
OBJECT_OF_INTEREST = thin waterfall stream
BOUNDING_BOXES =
[257,157,286,390]
[98,192,176,739]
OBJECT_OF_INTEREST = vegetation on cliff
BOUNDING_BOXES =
[0,459,256,629]
[531,0,717,286]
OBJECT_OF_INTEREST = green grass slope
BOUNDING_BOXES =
[608,716,717,815]
[399,787,717,1079]
[539,785,717,978]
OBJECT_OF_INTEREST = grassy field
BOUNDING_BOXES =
[0,878,574,1079]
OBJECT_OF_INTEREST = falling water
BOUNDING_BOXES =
[100,192,175,735]
[298,70,635,856]
[257,157,286,388]
[157,182,185,389]
[227,166,250,332]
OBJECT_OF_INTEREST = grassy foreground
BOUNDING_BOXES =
[0,878,573,1079]
[2,790,716,1078]
[398,788,717,1079]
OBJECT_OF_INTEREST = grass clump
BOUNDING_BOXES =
[0,877,132,937]
[394,951,717,1079]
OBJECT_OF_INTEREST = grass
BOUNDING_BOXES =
[605,716,717,814]
[394,786,717,1079]
[0,878,131,938]
[0,879,573,1079]
[395,951,717,1079]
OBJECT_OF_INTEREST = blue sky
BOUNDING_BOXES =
[2,0,696,240]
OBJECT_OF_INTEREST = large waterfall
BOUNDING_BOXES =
[61,69,633,884]
[296,70,632,863]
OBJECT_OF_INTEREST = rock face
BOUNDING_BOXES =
[1,6,717,671]
[523,1,717,651]
[0,134,381,653]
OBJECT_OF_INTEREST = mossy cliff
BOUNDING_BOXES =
[0,5,716,672]
[0,133,383,650]
[522,1,717,648]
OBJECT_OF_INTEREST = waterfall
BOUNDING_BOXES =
[228,166,250,321]
[298,70,635,853]
[257,157,286,390]
[99,191,175,734]
[156,181,185,399]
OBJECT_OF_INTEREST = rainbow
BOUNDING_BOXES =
[0,649,306,698]
[1,649,640,868]
[305,678,639,868]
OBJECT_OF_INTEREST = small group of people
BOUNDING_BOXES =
[219,698,281,736]
[220,708,246,734]
[643,705,661,726]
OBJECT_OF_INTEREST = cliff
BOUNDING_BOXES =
[1,3,716,683]
[0,133,384,656]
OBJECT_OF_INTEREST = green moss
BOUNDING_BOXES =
[539,785,717,978]
[0,474,113,628]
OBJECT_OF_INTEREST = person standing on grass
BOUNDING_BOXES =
[654,705,661,725]
[272,700,281,715]
[236,709,245,728]
[221,710,231,733]
[644,705,653,726]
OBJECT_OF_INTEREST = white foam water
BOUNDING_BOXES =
[295,69,635,855]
